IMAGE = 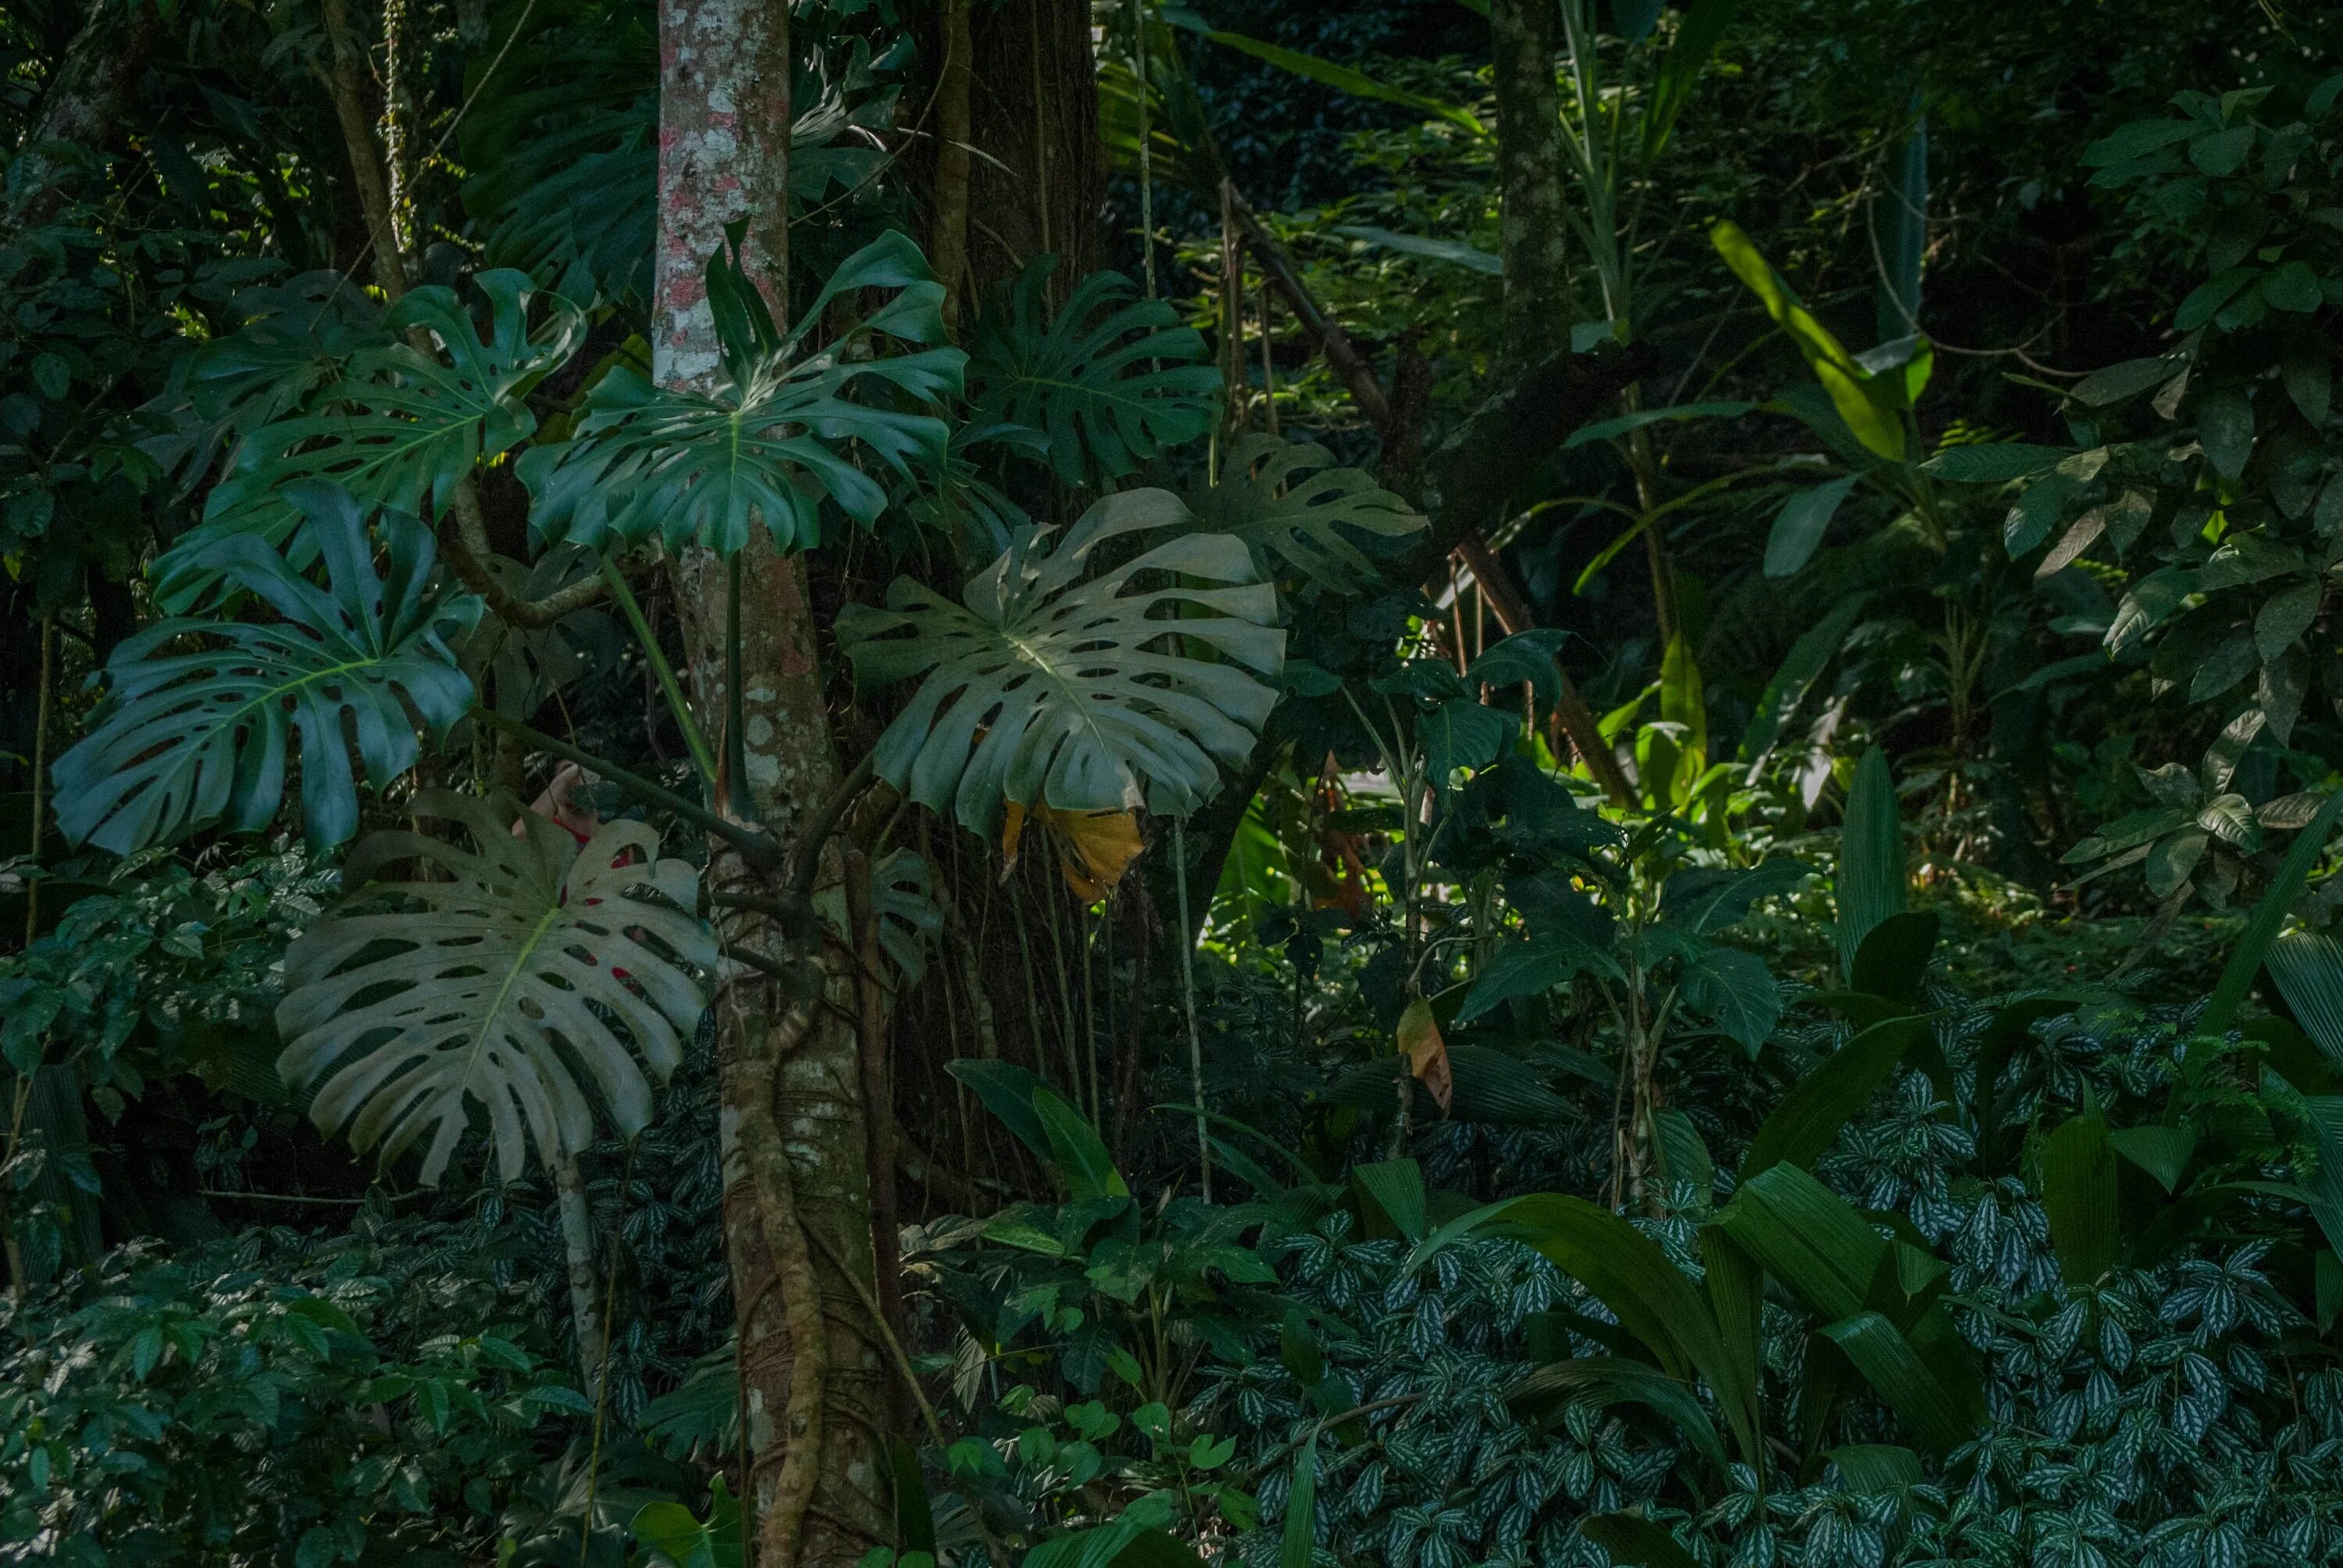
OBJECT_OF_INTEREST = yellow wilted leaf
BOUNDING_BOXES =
[1000,801,1147,900]
[1398,996,1451,1112]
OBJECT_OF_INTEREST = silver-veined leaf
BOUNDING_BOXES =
[276,790,715,1185]
[1178,433,1425,592]
[836,488,1283,833]
[52,483,480,854]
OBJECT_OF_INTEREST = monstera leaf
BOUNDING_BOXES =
[158,271,584,608]
[277,791,715,1185]
[144,270,387,490]
[811,846,942,985]
[836,488,1283,833]
[1179,433,1425,591]
[519,230,962,554]
[967,258,1221,485]
[52,484,480,854]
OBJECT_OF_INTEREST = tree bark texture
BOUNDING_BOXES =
[321,0,411,301]
[5,2,160,231]
[958,0,1103,299]
[929,0,975,333]
[878,0,1117,1213]
[554,1153,606,1395]
[1489,0,1570,363]
[654,4,888,1564]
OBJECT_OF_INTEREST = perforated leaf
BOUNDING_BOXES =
[967,258,1221,485]
[837,488,1283,832]
[52,484,480,854]
[520,231,961,554]
[276,790,715,1185]
[1177,433,1425,591]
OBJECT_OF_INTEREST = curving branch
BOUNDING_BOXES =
[433,513,614,629]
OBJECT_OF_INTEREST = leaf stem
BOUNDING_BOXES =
[725,554,751,820]
[790,752,879,907]
[600,555,718,785]
[475,708,783,874]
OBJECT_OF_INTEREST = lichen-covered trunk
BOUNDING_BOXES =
[1489,0,1569,363]
[654,4,888,1564]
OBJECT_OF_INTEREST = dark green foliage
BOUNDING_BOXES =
[966,260,1222,487]
[51,488,480,855]
[0,1228,589,1565]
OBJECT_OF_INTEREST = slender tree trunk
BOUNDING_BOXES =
[931,0,975,333]
[554,1154,606,1394]
[655,4,888,1565]
[1489,0,1569,363]
[320,0,410,300]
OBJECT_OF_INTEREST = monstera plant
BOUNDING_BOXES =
[520,229,962,553]
[838,486,1286,832]
[966,257,1223,486]
[52,483,480,854]
[1178,432,1426,592]
[41,209,1398,1206]
[276,791,715,1185]
[157,270,585,608]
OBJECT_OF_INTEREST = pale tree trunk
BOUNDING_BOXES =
[554,1153,607,1395]
[654,4,889,1565]
[1489,0,1569,364]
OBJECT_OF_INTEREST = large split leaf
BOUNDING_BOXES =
[52,484,480,854]
[836,488,1283,833]
[966,258,1221,485]
[1177,433,1425,591]
[276,790,715,1185]
[521,230,962,554]
[145,270,387,492]
[457,7,658,313]
[161,271,584,607]
[454,547,624,718]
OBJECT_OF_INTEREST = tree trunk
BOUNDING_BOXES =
[5,2,161,231]
[1489,0,1570,363]
[878,0,1111,1214]
[654,4,888,1565]
[960,0,1103,298]
[554,1153,606,1395]
[930,0,975,333]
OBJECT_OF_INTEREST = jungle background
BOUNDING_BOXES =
[7,2,2343,1566]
